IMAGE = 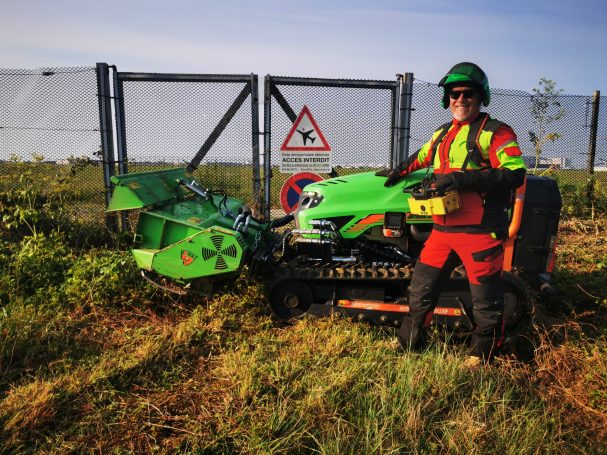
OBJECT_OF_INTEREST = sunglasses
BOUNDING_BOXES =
[448,89,477,100]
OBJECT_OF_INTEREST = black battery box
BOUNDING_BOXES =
[512,175,561,285]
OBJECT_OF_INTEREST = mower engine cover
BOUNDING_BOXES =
[294,169,431,238]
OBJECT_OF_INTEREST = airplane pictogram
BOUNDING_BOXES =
[297,128,316,145]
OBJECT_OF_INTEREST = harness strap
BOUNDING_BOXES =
[433,224,489,233]
[427,121,452,168]
[433,223,507,239]
[462,113,505,171]
[430,114,506,172]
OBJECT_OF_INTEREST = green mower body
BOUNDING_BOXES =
[108,168,271,290]
[108,166,561,335]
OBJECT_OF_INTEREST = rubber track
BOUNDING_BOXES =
[270,261,415,285]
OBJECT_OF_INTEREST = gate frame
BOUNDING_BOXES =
[111,71,261,209]
[96,63,117,230]
[262,74,412,220]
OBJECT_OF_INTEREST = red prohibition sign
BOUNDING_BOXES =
[280,172,324,214]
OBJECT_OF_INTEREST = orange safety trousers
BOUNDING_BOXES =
[418,230,504,285]
[398,229,506,360]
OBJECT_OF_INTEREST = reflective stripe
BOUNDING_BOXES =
[495,144,526,170]
[495,140,518,154]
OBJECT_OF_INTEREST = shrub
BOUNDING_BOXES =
[0,155,107,245]
[62,249,147,308]
[0,241,12,305]
[556,176,607,219]
[10,233,74,301]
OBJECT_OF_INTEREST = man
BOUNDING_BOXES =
[379,62,526,366]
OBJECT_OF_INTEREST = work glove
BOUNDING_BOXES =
[375,168,406,187]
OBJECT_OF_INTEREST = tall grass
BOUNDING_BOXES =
[0,163,606,453]
[0,220,606,453]
[4,158,604,221]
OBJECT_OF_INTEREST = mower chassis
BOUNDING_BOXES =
[267,261,529,333]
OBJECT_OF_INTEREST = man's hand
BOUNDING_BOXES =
[375,168,406,187]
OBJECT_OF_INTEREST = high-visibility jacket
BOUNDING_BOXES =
[401,113,526,236]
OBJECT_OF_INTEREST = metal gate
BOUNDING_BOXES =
[262,74,412,219]
[98,65,261,216]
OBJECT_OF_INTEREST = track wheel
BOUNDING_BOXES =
[269,279,313,320]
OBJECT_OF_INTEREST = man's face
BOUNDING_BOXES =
[448,85,481,122]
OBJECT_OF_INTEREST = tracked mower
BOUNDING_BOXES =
[108,166,561,334]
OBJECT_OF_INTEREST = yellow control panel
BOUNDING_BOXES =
[408,191,461,216]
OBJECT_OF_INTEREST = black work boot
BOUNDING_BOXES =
[397,315,427,351]
[397,261,443,352]
[469,272,505,362]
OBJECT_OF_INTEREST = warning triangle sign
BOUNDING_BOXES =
[280,105,331,151]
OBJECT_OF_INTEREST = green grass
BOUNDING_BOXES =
[0,214,606,453]
[4,157,603,221]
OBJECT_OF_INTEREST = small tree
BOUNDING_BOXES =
[528,78,565,173]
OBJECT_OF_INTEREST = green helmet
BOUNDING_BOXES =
[438,62,491,108]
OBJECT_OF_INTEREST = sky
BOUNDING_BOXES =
[1,0,606,95]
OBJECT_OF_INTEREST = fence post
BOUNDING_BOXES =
[391,76,401,168]
[263,75,272,220]
[398,72,414,164]
[96,63,117,231]
[586,90,600,209]
[111,68,129,231]
[112,70,129,177]
[250,74,262,215]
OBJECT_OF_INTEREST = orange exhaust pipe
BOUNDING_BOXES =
[503,177,526,272]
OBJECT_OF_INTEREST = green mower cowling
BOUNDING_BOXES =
[108,168,274,291]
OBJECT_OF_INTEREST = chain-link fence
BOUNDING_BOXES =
[410,80,607,216]
[0,66,105,224]
[2,64,606,228]
[410,80,607,182]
